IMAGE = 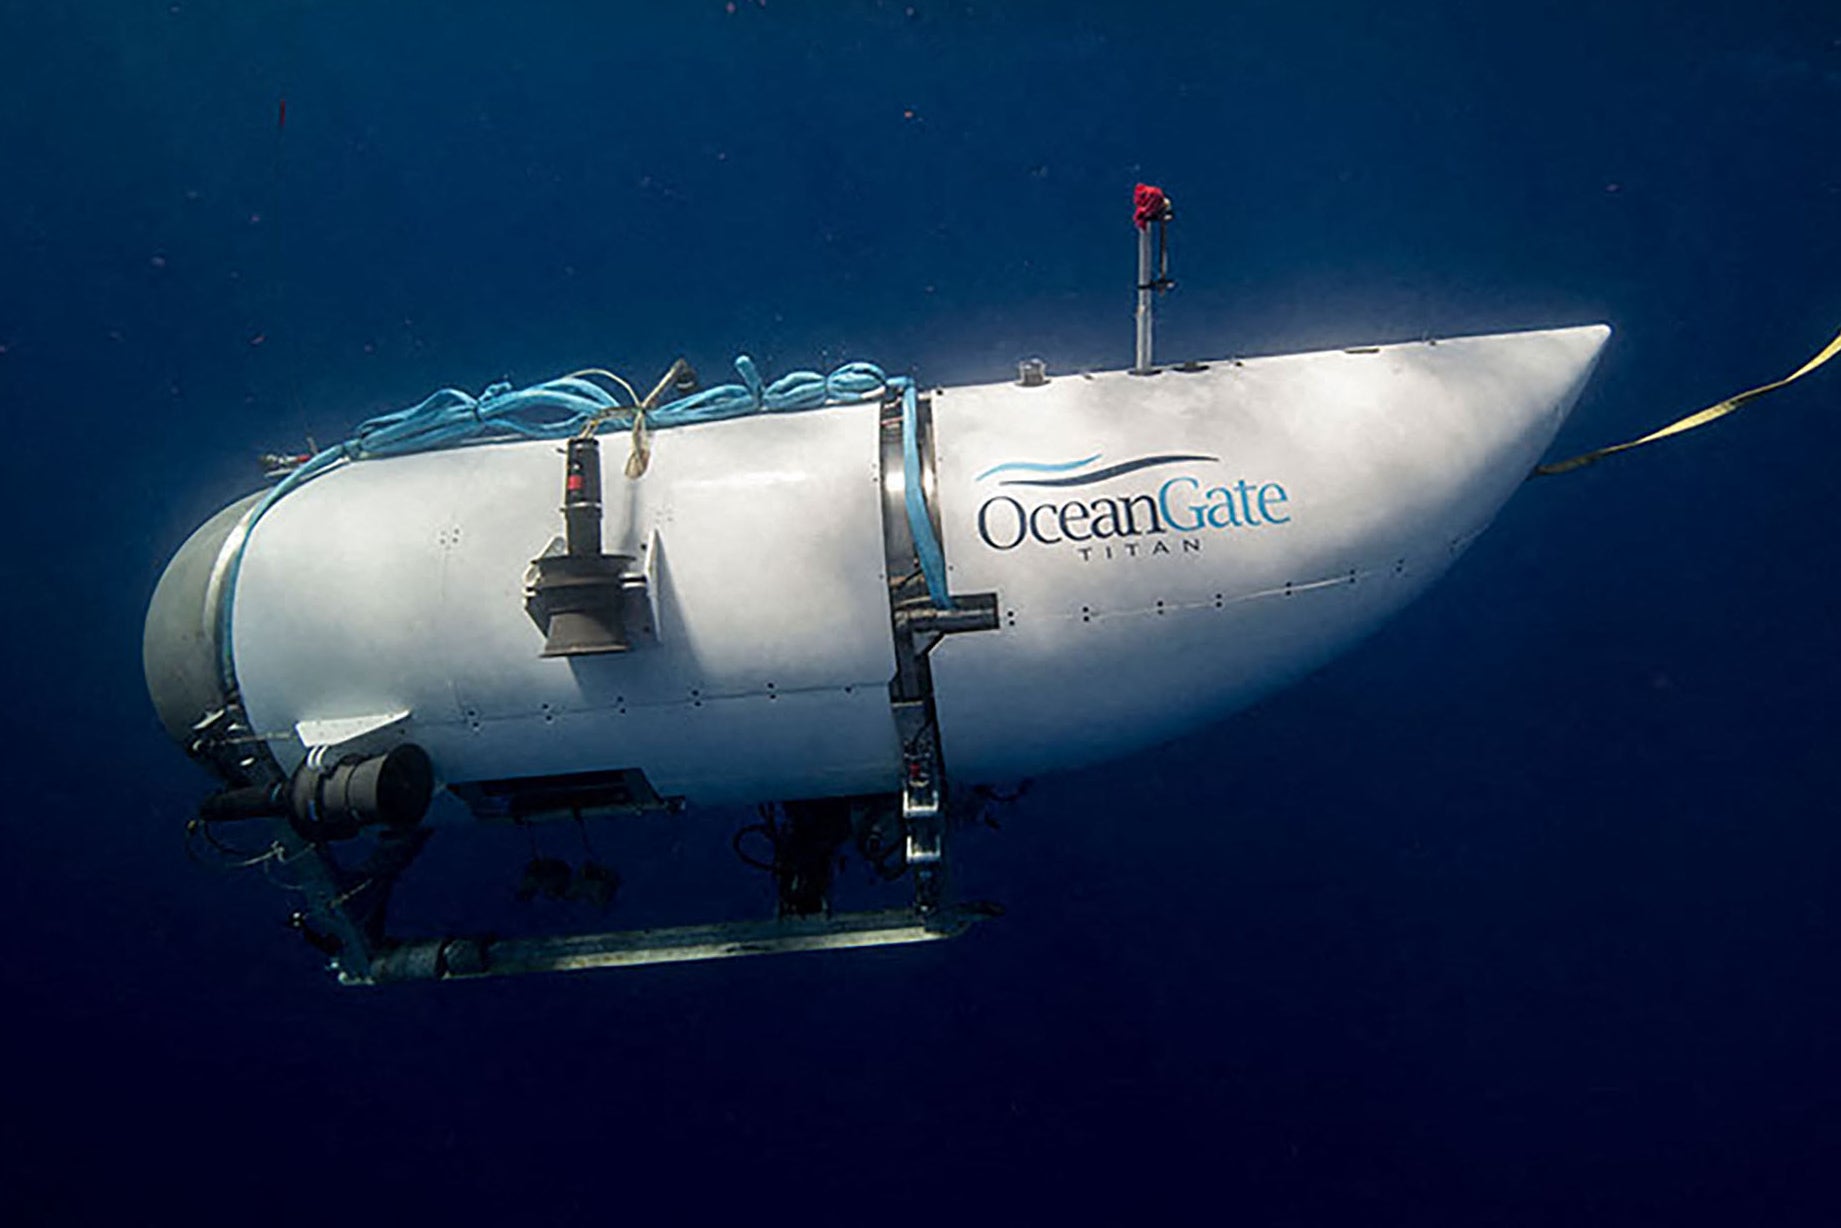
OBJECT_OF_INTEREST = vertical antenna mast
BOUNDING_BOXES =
[1132,183,1175,374]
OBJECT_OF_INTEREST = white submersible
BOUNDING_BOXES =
[144,187,1611,983]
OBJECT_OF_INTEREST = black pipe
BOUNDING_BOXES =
[197,745,434,842]
[562,437,603,557]
[197,781,288,823]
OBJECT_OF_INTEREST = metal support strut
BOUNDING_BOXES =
[877,387,1000,917]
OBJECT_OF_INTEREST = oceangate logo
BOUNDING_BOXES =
[974,452,1292,558]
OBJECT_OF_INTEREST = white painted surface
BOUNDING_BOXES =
[224,325,1609,804]
[233,403,902,804]
[928,325,1609,778]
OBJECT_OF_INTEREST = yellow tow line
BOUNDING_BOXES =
[1532,326,1841,478]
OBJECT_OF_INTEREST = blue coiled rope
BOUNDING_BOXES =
[215,356,953,689]
[281,356,900,469]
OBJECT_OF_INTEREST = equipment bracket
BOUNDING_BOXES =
[296,709,411,764]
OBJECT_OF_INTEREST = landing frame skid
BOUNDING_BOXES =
[349,904,988,985]
[279,787,995,985]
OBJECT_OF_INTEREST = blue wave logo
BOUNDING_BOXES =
[976,452,1220,488]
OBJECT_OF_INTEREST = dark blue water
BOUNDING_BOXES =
[5,2,1838,1223]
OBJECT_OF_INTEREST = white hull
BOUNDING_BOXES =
[929,325,1609,777]
[153,325,1610,807]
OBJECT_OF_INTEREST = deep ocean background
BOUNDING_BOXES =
[3,2,1839,1223]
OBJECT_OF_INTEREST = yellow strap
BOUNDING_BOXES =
[1532,327,1841,478]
